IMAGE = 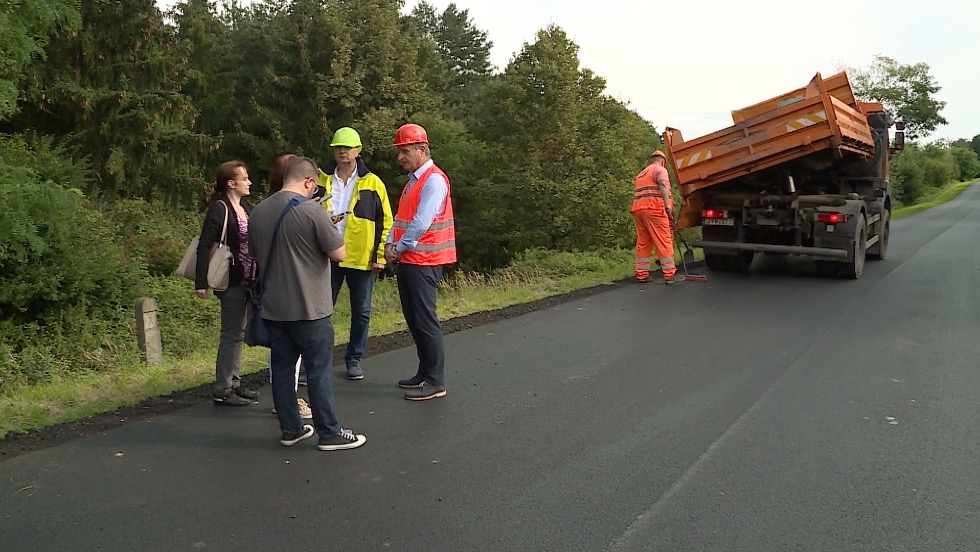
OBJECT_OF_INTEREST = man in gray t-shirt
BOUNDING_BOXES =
[249,156,367,451]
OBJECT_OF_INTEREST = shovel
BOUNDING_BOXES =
[670,216,708,282]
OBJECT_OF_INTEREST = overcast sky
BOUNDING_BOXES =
[405,0,979,142]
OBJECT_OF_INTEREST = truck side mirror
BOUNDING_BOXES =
[895,121,905,131]
[894,131,905,151]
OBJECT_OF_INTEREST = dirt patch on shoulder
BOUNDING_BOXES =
[0,280,627,462]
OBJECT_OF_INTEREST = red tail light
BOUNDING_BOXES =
[816,213,847,224]
[702,209,729,219]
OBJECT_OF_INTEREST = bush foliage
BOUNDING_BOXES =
[891,142,979,205]
[0,135,144,387]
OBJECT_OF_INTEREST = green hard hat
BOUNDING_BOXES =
[330,127,362,151]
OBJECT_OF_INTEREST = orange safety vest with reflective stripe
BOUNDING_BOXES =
[631,163,673,214]
[391,164,457,266]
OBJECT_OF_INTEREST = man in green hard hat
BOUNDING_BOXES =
[317,127,393,380]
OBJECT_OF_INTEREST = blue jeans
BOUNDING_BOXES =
[268,317,341,437]
[331,262,376,365]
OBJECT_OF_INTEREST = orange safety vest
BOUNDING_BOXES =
[391,163,457,266]
[631,163,672,214]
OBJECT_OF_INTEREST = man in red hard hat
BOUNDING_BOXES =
[632,150,683,284]
[385,123,457,400]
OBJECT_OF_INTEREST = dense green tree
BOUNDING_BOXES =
[323,0,438,162]
[407,0,438,35]
[466,25,656,267]
[207,0,436,189]
[850,56,946,141]
[0,135,145,381]
[890,143,926,203]
[921,152,956,188]
[890,141,967,203]
[405,2,493,116]
[189,0,284,185]
[172,0,232,139]
[0,0,80,119]
[432,4,493,79]
[6,0,210,205]
[972,133,980,157]
[949,147,980,181]
[0,175,141,324]
[401,2,451,115]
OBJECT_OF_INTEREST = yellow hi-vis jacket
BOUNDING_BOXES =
[317,158,393,270]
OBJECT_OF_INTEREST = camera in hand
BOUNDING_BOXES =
[312,184,327,200]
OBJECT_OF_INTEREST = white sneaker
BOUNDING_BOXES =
[297,397,313,420]
[272,398,313,420]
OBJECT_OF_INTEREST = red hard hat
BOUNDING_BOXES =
[393,123,429,147]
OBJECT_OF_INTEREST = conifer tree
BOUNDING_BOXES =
[405,2,493,115]
[11,0,209,205]
[0,0,80,120]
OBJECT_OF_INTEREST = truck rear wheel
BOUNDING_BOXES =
[841,221,867,279]
[867,210,889,260]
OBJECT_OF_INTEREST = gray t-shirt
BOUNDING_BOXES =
[248,191,344,321]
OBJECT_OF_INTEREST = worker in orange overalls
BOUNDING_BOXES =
[632,150,683,284]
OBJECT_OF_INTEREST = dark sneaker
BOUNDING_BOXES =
[317,428,366,451]
[665,274,686,285]
[345,360,364,380]
[213,393,252,406]
[280,424,314,446]
[397,375,425,389]
[234,388,260,400]
[635,276,651,283]
[404,382,447,401]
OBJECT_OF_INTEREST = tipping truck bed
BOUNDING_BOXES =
[666,72,876,213]
[661,71,903,279]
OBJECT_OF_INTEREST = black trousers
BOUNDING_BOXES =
[396,263,446,386]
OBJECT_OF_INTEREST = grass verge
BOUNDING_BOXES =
[0,249,633,439]
[893,180,976,219]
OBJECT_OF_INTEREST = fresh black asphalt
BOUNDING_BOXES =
[2,184,979,551]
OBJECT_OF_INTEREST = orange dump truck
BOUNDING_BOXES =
[664,72,904,278]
